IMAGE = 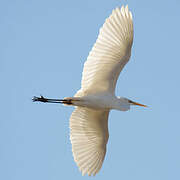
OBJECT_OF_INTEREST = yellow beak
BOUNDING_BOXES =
[129,100,147,107]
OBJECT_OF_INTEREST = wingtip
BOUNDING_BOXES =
[125,5,129,13]
[121,5,125,11]
[113,5,131,18]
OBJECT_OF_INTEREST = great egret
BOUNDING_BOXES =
[33,5,147,176]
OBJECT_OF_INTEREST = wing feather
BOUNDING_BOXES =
[70,107,109,176]
[79,6,133,95]
[70,5,133,176]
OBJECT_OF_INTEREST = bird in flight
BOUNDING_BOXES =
[33,5,147,176]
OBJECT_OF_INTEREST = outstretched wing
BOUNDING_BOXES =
[70,107,109,176]
[81,6,133,95]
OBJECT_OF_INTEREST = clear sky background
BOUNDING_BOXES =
[1,0,180,179]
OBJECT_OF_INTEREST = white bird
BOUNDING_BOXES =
[33,5,147,176]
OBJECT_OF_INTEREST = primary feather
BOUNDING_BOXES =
[80,5,133,95]
[70,108,109,176]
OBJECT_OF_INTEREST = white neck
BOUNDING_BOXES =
[112,97,130,111]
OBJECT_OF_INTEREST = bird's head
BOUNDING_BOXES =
[117,97,147,111]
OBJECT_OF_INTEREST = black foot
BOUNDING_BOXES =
[32,95,48,103]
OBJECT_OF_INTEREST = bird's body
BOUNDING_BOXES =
[33,5,147,176]
[65,94,130,111]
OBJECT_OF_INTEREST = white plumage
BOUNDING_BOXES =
[33,5,147,176]
[70,108,109,176]
[80,5,133,95]
[70,5,134,176]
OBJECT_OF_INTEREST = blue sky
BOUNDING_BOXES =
[1,0,180,179]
